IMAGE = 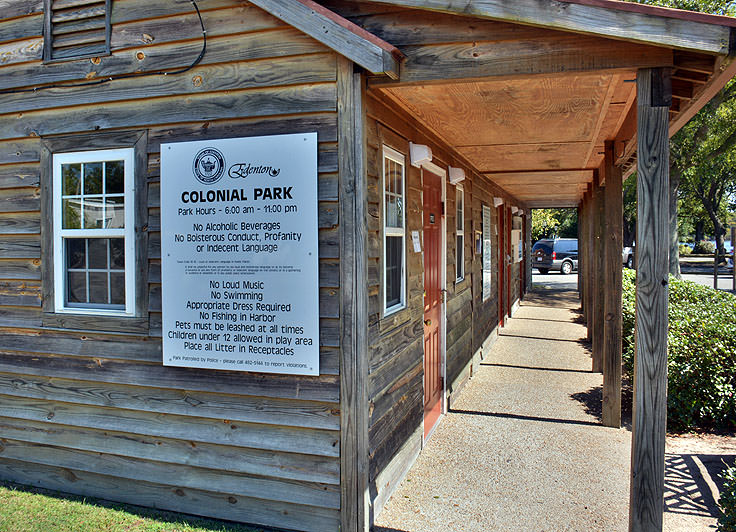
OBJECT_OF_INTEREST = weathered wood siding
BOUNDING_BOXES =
[0,1,341,530]
[364,93,524,517]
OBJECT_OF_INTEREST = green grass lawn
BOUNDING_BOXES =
[0,482,267,532]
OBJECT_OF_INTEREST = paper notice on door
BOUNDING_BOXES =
[412,230,422,252]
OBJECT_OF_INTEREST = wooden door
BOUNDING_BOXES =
[506,207,512,318]
[498,205,505,328]
[423,170,443,439]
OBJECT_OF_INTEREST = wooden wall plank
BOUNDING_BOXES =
[0,0,43,20]
[0,438,339,509]
[0,415,340,484]
[0,352,340,403]
[0,235,41,259]
[0,372,340,430]
[0,54,337,115]
[0,280,41,306]
[0,458,339,531]
[0,394,339,457]
[0,164,39,189]
[0,28,327,91]
[0,84,337,141]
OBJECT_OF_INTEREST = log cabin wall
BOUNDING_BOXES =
[0,1,342,530]
[364,93,525,517]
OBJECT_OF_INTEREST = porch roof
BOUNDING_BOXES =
[317,0,736,208]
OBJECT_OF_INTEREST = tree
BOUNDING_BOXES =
[531,208,578,241]
[623,0,736,277]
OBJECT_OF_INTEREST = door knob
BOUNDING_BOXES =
[424,319,432,326]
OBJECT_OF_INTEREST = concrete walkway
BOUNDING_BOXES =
[373,289,632,531]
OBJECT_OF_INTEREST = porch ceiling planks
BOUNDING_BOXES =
[378,72,633,206]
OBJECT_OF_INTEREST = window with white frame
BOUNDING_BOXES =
[382,146,406,314]
[456,184,464,281]
[53,148,135,315]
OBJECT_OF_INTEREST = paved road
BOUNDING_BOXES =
[531,270,578,291]
[532,268,736,293]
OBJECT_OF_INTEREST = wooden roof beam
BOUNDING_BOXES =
[372,34,673,86]
[370,0,733,54]
[250,0,403,78]
[485,170,593,185]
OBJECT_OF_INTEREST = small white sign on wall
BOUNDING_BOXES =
[482,205,492,301]
[160,133,320,375]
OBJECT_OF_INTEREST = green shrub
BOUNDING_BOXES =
[694,240,716,254]
[679,244,693,255]
[719,464,736,531]
[621,269,736,431]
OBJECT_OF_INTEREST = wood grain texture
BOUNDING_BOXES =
[366,0,731,54]
[0,438,339,509]
[592,177,605,374]
[337,56,370,532]
[249,0,399,77]
[388,34,672,84]
[602,141,622,428]
[0,28,326,92]
[0,371,339,429]
[629,67,670,532]
[0,458,339,531]
[0,84,336,141]
[0,352,340,403]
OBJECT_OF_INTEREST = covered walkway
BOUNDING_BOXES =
[373,289,632,531]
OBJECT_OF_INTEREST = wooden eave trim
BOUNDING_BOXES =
[369,0,733,55]
[249,0,403,79]
[562,0,736,28]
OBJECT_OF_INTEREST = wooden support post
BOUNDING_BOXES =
[578,204,583,305]
[592,175,605,373]
[338,57,369,532]
[603,140,623,428]
[630,67,671,532]
[585,189,594,340]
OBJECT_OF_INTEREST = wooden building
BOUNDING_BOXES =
[0,1,734,531]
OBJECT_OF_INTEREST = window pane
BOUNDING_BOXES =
[83,197,106,228]
[457,235,464,279]
[89,272,108,304]
[110,273,125,305]
[105,196,125,228]
[87,238,108,269]
[62,163,81,195]
[385,195,403,229]
[66,238,86,269]
[109,238,125,269]
[62,199,81,229]
[456,190,463,231]
[386,235,402,308]
[83,162,103,194]
[67,271,87,303]
[105,161,124,194]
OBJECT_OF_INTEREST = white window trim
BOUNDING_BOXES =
[456,184,464,282]
[382,145,407,316]
[52,148,136,316]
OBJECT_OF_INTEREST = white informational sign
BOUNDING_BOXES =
[482,205,492,301]
[411,230,422,253]
[160,133,319,375]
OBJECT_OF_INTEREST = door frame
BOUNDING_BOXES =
[420,162,447,444]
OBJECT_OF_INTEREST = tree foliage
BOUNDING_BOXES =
[531,208,577,241]
[622,0,736,260]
